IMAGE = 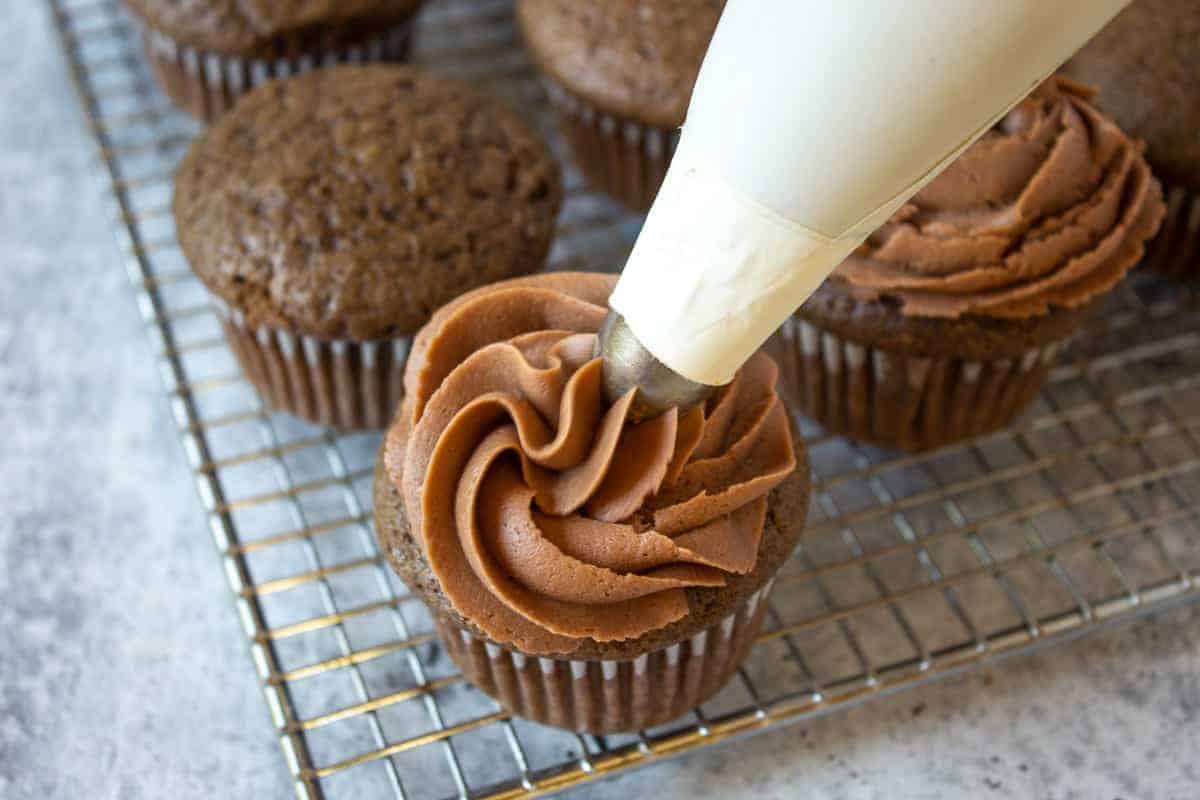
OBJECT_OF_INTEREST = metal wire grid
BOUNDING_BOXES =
[49,0,1200,796]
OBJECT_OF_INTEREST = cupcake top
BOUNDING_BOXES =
[1064,0,1200,190]
[383,273,798,656]
[125,0,425,55]
[830,77,1165,320]
[174,66,561,340]
[516,0,723,128]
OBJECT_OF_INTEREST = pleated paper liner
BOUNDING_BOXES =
[785,317,1062,453]
[542,78,679,213]
[211,297,408,431]
[437,579,774,734]
[140,22,414,122]
[1141,182,1200,280]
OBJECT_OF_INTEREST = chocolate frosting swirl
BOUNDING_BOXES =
[833,77,1165,319]
[384,273,796,655]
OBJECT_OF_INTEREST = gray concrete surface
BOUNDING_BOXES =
[1,2,1198,798]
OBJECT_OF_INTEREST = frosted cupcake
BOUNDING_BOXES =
[790,77,1165,452]
[375,273,809,732]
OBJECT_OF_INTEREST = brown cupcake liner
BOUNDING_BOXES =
[542,77,678,212]
[785,318,1062,452]
[1141,182,1200,280]
[436,579,774,733]
[140,22,414,122]
[210,297,408,430]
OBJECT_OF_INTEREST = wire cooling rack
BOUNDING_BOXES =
[49,0,1200,797]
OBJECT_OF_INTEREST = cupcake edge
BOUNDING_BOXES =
[783,306,1083,452]
[541,77,679,212]
[211,295,409,430]
[139,20,415,122]
[437,580,773,732]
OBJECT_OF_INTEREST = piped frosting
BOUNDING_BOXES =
[384,273,795,655]
[832,77,1165,319]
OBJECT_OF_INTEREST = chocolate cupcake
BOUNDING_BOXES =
[124,0,425,121]
[375,272,809,733]
[1063,0,1200,278]
[789,77,1165,452]
[174,65,561,430]
[516,0,722,211]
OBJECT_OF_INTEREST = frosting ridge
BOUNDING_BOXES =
[832,77,1166,319]
[385,273,795,655]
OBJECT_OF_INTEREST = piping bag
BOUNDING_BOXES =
[599,0,1131,420]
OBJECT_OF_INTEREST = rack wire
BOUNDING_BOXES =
[49,0,1200,797]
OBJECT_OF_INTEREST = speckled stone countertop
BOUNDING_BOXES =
[2,4,1198,799]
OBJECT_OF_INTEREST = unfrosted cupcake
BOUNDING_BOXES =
[124,0,425,121]
[516,0,722,211]
[789,77,1165,452]
[1063,0,1200,278]
[174,66,561,429]
[375,272,808,733]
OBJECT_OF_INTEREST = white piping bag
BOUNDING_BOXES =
[600,0,1131,416]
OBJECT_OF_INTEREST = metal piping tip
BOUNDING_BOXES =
[596,311,717,421]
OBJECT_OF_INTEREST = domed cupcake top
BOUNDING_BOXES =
[516,0,723,129]
[384,273,796,655]
[174,66,561,339]
[832,77,1165,319]
[124,0,425,55]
